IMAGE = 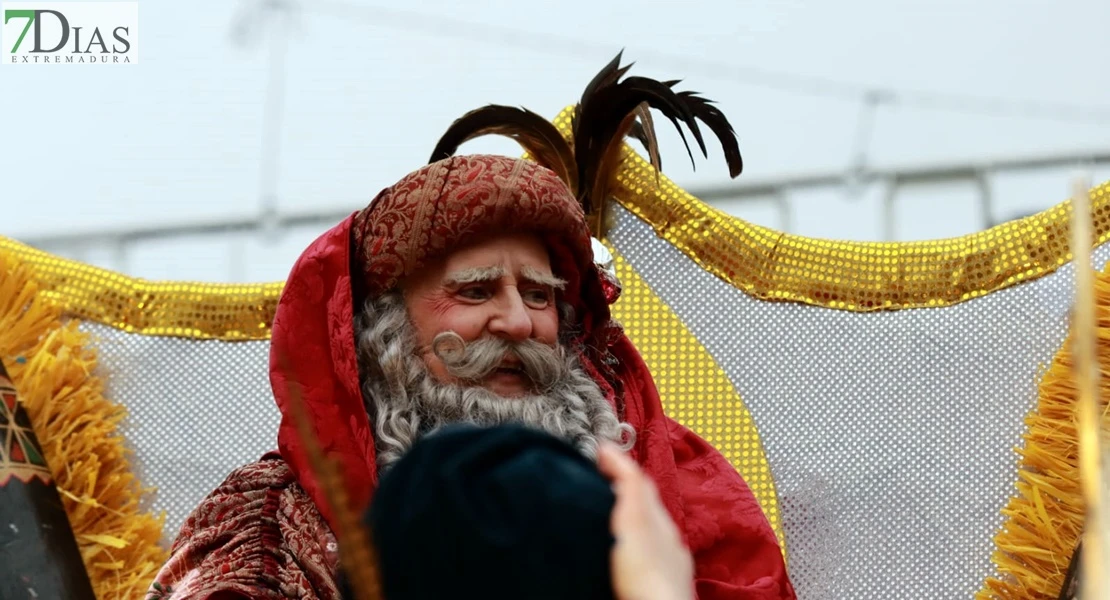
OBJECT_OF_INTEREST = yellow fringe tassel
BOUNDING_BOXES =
[0,249,168,599]
[978,265,1110,599]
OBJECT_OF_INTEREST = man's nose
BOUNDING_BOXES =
[488,292,533,341]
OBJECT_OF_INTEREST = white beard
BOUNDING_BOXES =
[355,291,635,470]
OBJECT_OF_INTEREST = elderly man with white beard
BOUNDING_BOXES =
[147,54,796,600]
[358,234,635,469]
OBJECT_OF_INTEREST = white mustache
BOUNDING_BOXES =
[430,332,566,392]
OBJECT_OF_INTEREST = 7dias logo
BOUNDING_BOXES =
[2,2,138,64]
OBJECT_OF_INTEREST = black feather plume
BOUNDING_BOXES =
[429,105,577,191]
[569,52,743,222]
[427,50,745,235]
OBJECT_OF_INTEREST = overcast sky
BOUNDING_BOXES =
[2,0,1109,282]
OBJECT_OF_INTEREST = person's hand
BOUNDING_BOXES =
[597,441,695,600]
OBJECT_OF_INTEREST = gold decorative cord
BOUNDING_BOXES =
[550,107,1110,313]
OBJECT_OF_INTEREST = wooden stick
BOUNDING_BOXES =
[1070,172,1104,600]
[275,352,382,600]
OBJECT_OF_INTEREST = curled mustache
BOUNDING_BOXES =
[431,332,567,392]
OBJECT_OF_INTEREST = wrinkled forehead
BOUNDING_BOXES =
[405,232,569,291]
[438,233,554,273]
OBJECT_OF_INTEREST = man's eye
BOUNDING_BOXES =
[459,286,491,300]
[522,289,551,308]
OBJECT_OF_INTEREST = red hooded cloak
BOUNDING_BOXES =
[149,155,795,600]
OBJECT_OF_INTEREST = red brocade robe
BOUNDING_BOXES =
[149,157,796,600]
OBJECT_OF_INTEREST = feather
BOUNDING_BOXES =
[426,50,745,236]
[586,111,640,231]
[632,102,662,176]
[677,92,744,177]
[274,352,383,600]
[575,74,704,167]
[429,105,577,191]
[572,64,736,216]
[572,51,634,133]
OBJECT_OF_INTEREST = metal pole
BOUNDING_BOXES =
[882,177,900,241]
[256,0,293,240]
[13,150,1110,250]
[775,189,793,233]
[975,172,994,233]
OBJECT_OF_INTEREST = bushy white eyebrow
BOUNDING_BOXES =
[521,265,566,290]
[443,265,565,290]
[444,266,506,287]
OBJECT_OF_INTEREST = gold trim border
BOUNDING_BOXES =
[0,237,281,341]
[550,107,1110,312]
[5,108,1109,341]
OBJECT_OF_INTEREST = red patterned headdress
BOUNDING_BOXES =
[268,51,745,530]
[349,155,611,353]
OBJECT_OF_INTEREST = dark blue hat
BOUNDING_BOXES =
[351,424,617,600]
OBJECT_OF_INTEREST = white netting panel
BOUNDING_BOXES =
[81,323,279,547]
[609,204,1107,599]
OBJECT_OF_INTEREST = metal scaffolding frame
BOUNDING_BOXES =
[13,2,1110,274]
[691,150,1110,238]
[19,148,1110,268]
